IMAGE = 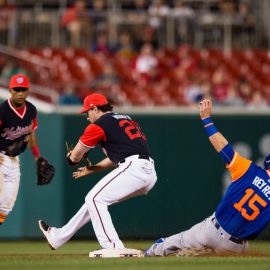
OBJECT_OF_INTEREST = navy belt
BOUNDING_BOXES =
[119,155,150,164]
[211,218,245,245]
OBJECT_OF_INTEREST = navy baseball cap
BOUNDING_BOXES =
[264,154,270,170]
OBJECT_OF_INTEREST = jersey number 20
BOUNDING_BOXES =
[119,120,146,140]
[233,188,267,221]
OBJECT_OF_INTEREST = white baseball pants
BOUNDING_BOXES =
[0,153,20,223]
[50,155,157,249]
[150,213,249,256]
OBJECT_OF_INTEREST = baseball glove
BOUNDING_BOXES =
[36,157,55,185]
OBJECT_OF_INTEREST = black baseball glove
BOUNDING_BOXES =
[36,157,55,185]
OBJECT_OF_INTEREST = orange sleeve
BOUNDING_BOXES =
[226,152,252,182]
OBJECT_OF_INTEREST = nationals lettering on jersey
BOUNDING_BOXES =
[0,99,37,156]
[215,152,270,239]
[79,112,151,163]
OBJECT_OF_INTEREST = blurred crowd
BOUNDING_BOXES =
[0,0,267,108]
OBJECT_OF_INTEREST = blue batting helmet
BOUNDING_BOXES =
[264,154,270,170]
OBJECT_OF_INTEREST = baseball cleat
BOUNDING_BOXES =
[176,247,213,257]
[89,248,144,258]
[144,238,165,257]
[38,220,56,250]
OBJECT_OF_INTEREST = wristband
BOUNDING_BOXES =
[202,118,218,137]
[202,117,213,126]
[205,124,218,137]
[30,145,40,159]
[66,155,79,167]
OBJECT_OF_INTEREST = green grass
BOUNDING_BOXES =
[0,240,270,270]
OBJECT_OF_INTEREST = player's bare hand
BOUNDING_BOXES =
[73,166,91,179]
[199,99,212,119]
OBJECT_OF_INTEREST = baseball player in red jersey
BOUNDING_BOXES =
[144,99,270,257]
[39,93,157,257]
[0,74,52,225]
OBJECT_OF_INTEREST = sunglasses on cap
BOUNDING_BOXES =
[12,87,29,92]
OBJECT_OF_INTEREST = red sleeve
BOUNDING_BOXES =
[79,124,106,148]
[32,117,38,131]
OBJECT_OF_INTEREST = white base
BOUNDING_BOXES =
[89,248,144,258]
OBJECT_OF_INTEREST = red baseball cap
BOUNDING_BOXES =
[79,93,108,113]
[9,74,30,89]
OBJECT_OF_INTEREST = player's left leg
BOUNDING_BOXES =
[145,217,211,256]
[85,157,157,249]
[0,156,20,225]
[39,203,91,249]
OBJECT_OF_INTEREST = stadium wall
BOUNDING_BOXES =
[0,113,270,239]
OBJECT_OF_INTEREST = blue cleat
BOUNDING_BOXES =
[144,238,165,257]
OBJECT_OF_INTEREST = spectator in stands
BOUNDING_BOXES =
[0,0,15,45]
[135,25,159,51]
[238,79,252,103]
[89,62,125,105]
[222,84,245,107]
[247,90,268,110]
[236,1,256,46]
[147,0,170,47]
[113,30,136,61]
[218,0,236,15]
[0,58,28,85]
[173,45,199,75]
[90,31,112,57]
[132,43,159,87]
[90,62,119,90]
[211,67,229,104]
[184,76,211,106]
[61,0,90,47]
[148,0,170,30]
[172,0,196,45]
[58,82,82,105]
[89,0,107,39]
[133,0,149,13]
[129,0,149,49]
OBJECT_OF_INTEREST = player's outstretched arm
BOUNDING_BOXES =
[199,99,236,165]
[73,157,114,180]
[199,99,229,152]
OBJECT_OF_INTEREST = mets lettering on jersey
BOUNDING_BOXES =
[0,99,37,156]
[252,176,270,200]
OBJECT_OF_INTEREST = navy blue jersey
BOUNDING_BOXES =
[0,99,37,156]
[80,112,151,163]
[215,152,270,239]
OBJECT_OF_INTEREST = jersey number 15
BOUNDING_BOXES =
[233,188,267,221]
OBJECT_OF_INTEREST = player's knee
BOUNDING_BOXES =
[85,193,106,211]
[85,193,95,208]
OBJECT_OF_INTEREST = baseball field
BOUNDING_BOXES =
[1,240,270,270]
